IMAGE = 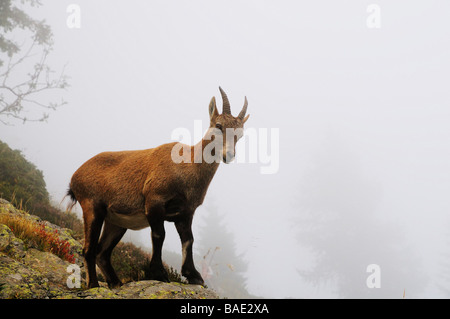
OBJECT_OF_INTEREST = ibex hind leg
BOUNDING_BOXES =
[96,221,127,288]
[81,200,106,288]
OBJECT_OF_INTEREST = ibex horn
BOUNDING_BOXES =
[219,87,231,115]
[238,96,248,120]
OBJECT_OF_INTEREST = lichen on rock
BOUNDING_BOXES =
[0,199,219,299]
[0,252,51,299]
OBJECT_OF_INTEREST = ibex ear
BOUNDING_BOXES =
[243,114,250,124]
[209,96,219,120]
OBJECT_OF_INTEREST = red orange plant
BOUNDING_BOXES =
[0,214,75,263]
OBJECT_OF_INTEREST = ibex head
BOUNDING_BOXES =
[207,87,250,164]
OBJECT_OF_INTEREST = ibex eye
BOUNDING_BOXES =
[215,123,223,131]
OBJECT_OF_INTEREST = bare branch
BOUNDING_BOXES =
[0,40,69,124]
[0,1,68,125]
[1,38,37,82]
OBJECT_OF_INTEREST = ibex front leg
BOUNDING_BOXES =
[175,214,204,285]
[146,201,169,282]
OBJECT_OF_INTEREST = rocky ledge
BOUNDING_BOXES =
[0,199,218,299]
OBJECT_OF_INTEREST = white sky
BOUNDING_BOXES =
[2,0,450,298]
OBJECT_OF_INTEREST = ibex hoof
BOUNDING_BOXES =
[188,277,204,286]
[107,281,123,289]
[151,269,170,283]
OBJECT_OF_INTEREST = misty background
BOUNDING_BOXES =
[1,0,450,298]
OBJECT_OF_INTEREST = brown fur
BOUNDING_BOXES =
[66,88,249,288]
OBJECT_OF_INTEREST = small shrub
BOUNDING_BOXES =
[111,242,186,284]
[0,214,75,263]
[32,202,83,239]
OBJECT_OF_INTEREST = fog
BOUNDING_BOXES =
[2,0,450,298]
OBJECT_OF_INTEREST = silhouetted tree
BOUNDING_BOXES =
[0,0,68,124]
[296,134,426,298]
[197,204,253,298]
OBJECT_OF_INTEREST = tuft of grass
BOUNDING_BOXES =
[110,242,186,284]
[0,214,75,263]
[166,265,188,285]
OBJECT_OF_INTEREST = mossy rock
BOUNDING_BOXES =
[114,280,219,299]
[0,224,26,259]
[0,200,83,264]
[0,252,51,299]
[0,199,220,299]
[23,248,71,289]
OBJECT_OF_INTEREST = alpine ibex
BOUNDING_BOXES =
[66,87,249,288]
